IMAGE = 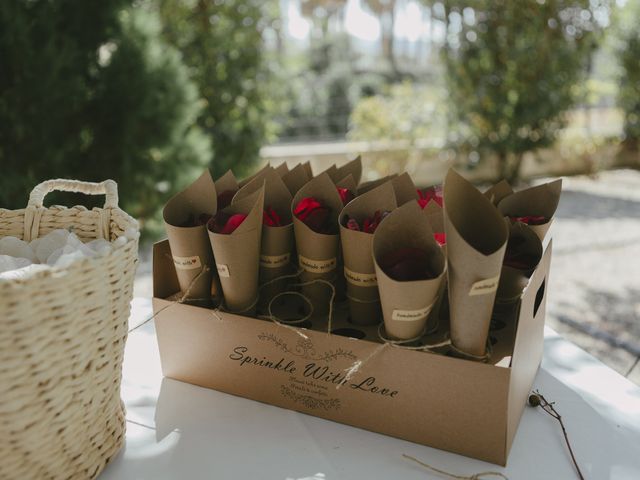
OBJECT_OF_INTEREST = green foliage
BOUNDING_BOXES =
[157,0,275,179]
[442,0,607,182]
[616,8,640,148]
[277,34,384,140]
[0,0,210,233]
[349,82,445,144]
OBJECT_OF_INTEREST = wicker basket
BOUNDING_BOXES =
[0,179,138,479]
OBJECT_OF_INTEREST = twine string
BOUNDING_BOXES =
[376,324,492,361]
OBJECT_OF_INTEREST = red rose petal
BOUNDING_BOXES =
[417,185,443,208]
[294,197,322,221]
[379,247,436,281]
[221,214,247,234]
[263,206,283,227]
[346,217,360,231]
[294,197,334,233]
[208,212,247,234]
[337,187,355,205]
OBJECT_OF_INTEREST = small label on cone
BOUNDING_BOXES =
[260,253,291,268]
[468,275,500,296]
[392,304,433,322]
[344,267,377,287]
[217,264,230,278]
[298,255,336,273]
[173,255,201,270]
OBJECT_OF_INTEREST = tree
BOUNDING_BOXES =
[300,0,347,40]
[616,2,640,154]
[157,0,278,179]
[362,0,399,79]
[0,1,210,231]
[442,0,608,183]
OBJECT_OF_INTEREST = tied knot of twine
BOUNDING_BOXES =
[402,454,508,480]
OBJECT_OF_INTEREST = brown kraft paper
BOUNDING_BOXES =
[274,162,289,177]
[282,163,311,197]
[357,174,398,196]
[163,170,219,305]
[234,170,294,308]
[214,169,239,194]
[336,174,357,195]
[319,164,339,181]
[301,161,313,179]
[334,155,363,185]
[333,174,357,301]
[444,169,508,357]
[497,179,562,240]
[291,172,343,317]
[373,202,446,340]
[484,180,513,206]
[339,182,397,326]
[421,200,447,325]
[390,172,419,206]
[208,188,265,315]
[238,163,271,188]
[496,222,543,303]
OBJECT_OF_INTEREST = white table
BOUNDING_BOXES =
[100,298,640,479]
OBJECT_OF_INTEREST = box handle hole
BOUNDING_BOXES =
[533,278,546,318]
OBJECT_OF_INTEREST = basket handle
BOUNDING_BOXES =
[28,179,119,209]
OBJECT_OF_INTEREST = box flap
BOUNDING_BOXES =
[505,240,553,456]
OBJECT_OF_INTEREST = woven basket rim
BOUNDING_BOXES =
[0,202,138,284]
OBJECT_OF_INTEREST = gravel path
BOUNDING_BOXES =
[134,168,640,384]
[544,169,640,383]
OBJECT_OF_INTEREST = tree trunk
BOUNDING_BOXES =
[507,152,524,185]
[497,151,509,182]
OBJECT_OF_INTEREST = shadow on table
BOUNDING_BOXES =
[104,369,640,480]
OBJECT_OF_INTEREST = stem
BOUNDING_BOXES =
[530,391,585,480]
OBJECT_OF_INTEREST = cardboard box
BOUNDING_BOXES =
[152,238,552,465]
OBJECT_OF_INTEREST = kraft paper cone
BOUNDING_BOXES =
[421,201,447,326]
[214,169,239,194]
[496,222,543,303]
[497,179,562,240]
[484,180,513,206]
[336,174,357,196]
[238,163,271,188]
[208,188,264,315]
[339,182,397,326]
[319,164,339,181]
[292,173,343,317]
[373,202,446,340]
[334,174,358,301]
[334,155,362,185]
[444,169,508,357]
[234,170,294,308]
[301,161,313,179]
[390,172,419,206]
[282,163,311,196]
[357,174,398,196]
[163,170,219,305]
[422,201,444,234]
[274,162,289,177]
